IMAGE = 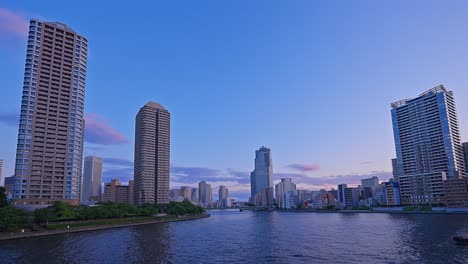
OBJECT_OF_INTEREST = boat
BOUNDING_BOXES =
[239,209,244,212]
[453,234,468,244]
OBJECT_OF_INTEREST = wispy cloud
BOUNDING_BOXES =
[0,8,28,38]
[0,112,18,126]
[84,113,129,145]
[286,163,320,172]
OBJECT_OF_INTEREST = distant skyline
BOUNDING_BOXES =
[1,1,468,201]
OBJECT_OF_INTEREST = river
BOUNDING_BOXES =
[0,210,467,263]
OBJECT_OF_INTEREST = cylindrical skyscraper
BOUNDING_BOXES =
[134,102,170,204]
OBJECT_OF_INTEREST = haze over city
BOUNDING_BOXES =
[1,1,468,201]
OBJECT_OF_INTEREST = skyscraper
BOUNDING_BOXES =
[13,20,88,205]
[391,85,466,205]
[198,181,212,207]
[391,158,398,181]
[134,102,170,205]
[180,186,192,201]
[81,156,103,203]
[0,159,3,186]
[191,188,199,204]
[250,146,274,206]
[463,142,468,173]
[337,184,347,206]
[275,178,296,209]
[218,185,228,207]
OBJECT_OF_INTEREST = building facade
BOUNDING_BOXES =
[103,179,131,203]
[344,187,360,208]
[12,20,88,206]
[361,176,379,188]
[198,181,212,207]
[337,184,347,207]
[180,186,192,201]
[250,146,274,206]
[383,180,401,206]
[443,177,468,208]
[134,102,170,205]
[463,142,468,173]
[81,156,102,203]
[391,86,466,205]
[275,178,296,209]
[399,172,446,205]
[4,176,15,199]
[218,185,229,207]
[0,159,3,186]
[191,188,199,204]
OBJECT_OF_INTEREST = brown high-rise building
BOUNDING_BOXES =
[134,102,170,205]
[12,20,88,206]
[103,179,131,203]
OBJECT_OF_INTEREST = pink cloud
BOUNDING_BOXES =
[287,164,320,172]
[84,113,130,145]
[0,8,29,38]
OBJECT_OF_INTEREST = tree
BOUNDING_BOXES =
[0,187,8,208]
[0,206,28,231]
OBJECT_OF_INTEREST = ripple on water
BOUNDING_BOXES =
[0,211,467,264]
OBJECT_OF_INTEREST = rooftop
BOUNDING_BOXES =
[144,101,167,110]
[391,84,449,109]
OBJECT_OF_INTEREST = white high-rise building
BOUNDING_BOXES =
[391,85,466,205]
[81,156,103,203]
[275,178,296,209]
[361,176,379,188]
[13,20,88,205]
[134,102,170,205]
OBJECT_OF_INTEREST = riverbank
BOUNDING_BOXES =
[0,214,209,241]
[276,209,468,214]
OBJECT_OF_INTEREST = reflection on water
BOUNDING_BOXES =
[0,211,466,264]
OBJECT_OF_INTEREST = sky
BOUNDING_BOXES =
[1,1,468,201]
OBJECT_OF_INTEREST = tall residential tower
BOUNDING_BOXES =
[463,142,468,173]
[13,20,88,205]
[250,146,274,206]
[134,102,170,205]
[81,156,103,203]
[391,85,466,205]
[0,159,3,186]
[198,181,212,207]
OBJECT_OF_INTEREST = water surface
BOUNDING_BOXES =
[0,210,466,263]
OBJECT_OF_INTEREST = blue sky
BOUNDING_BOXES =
[1,1,468,201]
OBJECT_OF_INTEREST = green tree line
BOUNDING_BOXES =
[0,187,204,232]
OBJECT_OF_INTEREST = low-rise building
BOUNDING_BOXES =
[383,180,401,206]
[399,172,446,205]
[3,176,14,199]
[443,177,468,208]
[103,179,131,203]
[344,187,360,208]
